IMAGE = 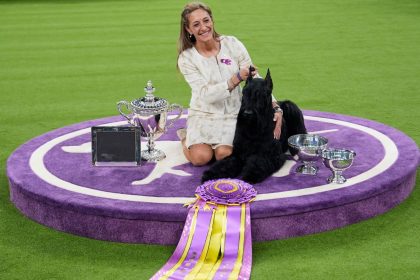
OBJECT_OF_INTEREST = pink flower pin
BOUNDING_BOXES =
[220,58,232,65]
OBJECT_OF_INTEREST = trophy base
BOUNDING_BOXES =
[296,164,318,175]
[141,149,166,162]
[327,174,347,184]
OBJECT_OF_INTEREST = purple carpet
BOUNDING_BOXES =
[7,110,420,245]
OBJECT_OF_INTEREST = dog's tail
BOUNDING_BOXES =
[278,100,307,155]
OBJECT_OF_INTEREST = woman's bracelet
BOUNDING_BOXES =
[236,72,243,82]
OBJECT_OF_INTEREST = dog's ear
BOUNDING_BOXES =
[265,68,273,93]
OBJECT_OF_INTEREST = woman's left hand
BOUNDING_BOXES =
[238,66,258,81]
[273,112,282,139]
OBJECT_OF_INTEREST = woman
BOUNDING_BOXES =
[177,2,282,166]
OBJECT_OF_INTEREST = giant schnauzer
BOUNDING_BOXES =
[201,69,307,184]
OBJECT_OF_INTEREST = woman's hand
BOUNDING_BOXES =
[273,111,282,139]
[238,65,258,81]
[229,66,259,91]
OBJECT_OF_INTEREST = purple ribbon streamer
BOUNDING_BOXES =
[170,209,213,279]
[150,203,214,280]
[149,206,197,280]
[238,204,252,280]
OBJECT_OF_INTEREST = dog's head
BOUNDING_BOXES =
[239,68,273,123]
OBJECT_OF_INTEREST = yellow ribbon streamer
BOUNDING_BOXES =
[193,204,227,279]
[208,204,227,279]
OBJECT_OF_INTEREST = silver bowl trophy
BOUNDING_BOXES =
[117,81,183,162]
[288,134,329,175]
[322,148,356,184]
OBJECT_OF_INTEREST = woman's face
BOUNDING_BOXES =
[186,9,214,43]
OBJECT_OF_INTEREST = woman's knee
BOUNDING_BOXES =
[189,145,213,166]
[215,145,232,161]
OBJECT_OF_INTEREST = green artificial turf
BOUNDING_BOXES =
[1,0,419,279]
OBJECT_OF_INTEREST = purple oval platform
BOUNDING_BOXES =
[7,111,419,245]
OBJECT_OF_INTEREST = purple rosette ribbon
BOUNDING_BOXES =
[151,179,255,280]
[195,178,257,205]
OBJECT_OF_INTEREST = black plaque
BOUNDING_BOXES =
[92,126,141,166]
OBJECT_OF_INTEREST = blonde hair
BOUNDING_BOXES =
[177,2,220,55]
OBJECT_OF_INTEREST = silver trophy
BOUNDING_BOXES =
[117,80,183,162]
[288,134,328,175]
[322,148,356,184]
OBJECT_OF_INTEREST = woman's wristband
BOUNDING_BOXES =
[236,72,243,82]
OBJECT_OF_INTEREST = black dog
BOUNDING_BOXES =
[201,69,307,184]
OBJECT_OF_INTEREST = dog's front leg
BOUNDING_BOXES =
[201,155,243,183]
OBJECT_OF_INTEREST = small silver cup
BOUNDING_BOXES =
[288,134,328,175]
[322,148,356,184]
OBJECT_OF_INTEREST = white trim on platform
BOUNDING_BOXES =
[29,114,398,204]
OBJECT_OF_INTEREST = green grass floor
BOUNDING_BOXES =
[1,0,419,279]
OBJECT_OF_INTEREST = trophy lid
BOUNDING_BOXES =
[131,80,168,115]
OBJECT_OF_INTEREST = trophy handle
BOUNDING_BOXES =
[117,101,132,122]
[166,103,183,129]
